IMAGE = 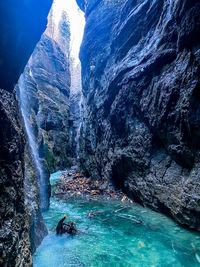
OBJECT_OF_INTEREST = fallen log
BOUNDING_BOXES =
[87,211,104,217]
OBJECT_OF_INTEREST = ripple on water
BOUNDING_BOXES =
[33,173,200,267]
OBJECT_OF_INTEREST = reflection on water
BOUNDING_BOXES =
[33,172,200,267]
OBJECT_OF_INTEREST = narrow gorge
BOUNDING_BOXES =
[0,0,200,266]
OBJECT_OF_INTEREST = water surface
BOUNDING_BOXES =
[33,172,200,267]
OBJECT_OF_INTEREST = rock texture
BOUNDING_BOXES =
[18,30,72,174]
[0,1,52,266]
[24,144,48,254]
[0,89,32,266]
[77,0,200,230]
[16,9,73,213]
[69,63,83,158]
[0,0,53,91]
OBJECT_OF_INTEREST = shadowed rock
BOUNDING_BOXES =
[77,0,200,231]
[0,0,53,265]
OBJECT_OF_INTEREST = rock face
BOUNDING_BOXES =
[24,144,48,254]
[0,0,53,91]
[77,0,200,230]
[16,11,72,213]
[0,1,52,266]
[0,90,32,266]
[18,31,72,173]
[69,63,83,158]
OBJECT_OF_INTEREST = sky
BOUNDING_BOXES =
[52,0,85,64]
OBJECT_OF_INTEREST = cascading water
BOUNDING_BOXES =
[17,74,50,211]
[69,62,84,157]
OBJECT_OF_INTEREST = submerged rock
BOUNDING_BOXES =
[56,216,78,235]
[77,0,200,230]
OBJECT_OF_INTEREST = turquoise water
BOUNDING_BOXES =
[33,172,200,267]
[50,170,68,185]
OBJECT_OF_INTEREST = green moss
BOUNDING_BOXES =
[42,130,56,172]
[64,157,73,167]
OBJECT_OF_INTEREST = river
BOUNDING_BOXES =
[33,171,200,267]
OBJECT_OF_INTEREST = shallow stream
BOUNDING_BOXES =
[33,171,200,267]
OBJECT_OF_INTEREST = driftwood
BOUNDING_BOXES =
[113,207,129,213]
[87,207,143,224]
[87,207,129,217]
[87,211,104,217]
[117,214,143,224]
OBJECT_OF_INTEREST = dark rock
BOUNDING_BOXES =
[17,17,72,181]
[0,89,32,266]
[0,1,53,265]
[24,144,48,254]
[0,0,53,91]
[63,222,78,235]
[78,0,200,230]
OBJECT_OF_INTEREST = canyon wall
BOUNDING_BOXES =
[69,63,83,158]
[23,145,48,254]
[77,0,200,230]
[0,1,53,91]
[0,90,32,266]
[17,18,72,176]
[15,9,72,252]
[0,1,53,266]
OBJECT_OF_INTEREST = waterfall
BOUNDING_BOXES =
[69,62,84,158]
[16,0,85,209]
[17,74,49,211]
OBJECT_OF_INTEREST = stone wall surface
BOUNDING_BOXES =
[24,144,48,254]
[77,0,200,230]
[0,1,53,266]
[18,30,72,175]
[0,0,53,91]
[0,89,32,266]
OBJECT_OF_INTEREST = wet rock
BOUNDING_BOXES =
[0,89,32,266]
[15,9,72,215]
[18,28,72,173]
[0,1,54,265]
[24,144,48,254]
[0,0,53,91]
[77,0,200,230]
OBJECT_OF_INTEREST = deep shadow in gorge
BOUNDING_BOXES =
[0,1,83,264]
[0,1,53,266]
[0,0,200,266]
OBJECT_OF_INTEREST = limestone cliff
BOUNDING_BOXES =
[16,10,72,214]
[77,0,200,230]
[18,31,72,174]
[69,63,83,158]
